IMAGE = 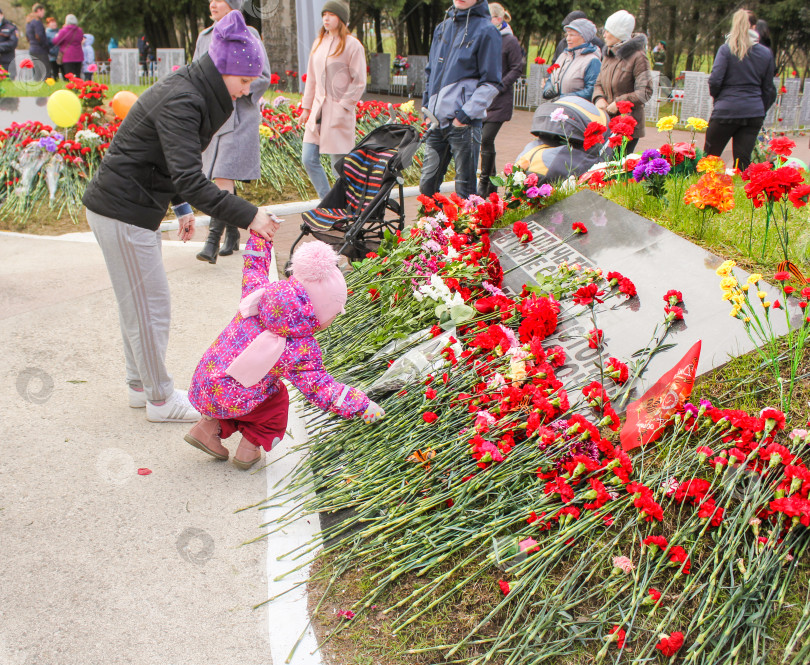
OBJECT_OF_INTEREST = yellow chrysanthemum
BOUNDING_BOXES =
[259,124,274,138]
[757,291,767,300]
[743,317,751,323]
[721,290,734,301]
[399,100,415,115]
[656,115,678,132]
[715,260,736,276]
[697,155,726,174]
[732,294,746,306]
[730,306,741,317]
[741,283,749,292]
[45,77,55,86]
[763,301,772,308]
[747,273,762,284]
[686,117,708,132]
[720,276,738,291]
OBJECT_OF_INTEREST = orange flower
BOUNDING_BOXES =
[683,172,735,213]
[696,155,726,174]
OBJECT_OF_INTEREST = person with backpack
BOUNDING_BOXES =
[0,8,19,74]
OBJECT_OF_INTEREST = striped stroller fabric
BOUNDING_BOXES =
[301,148,395,231]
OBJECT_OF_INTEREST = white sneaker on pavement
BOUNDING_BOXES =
[128,386,147,408]
[146,389,201,423]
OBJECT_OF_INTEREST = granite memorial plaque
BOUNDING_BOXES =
[645,71,660,121]
[526,63,544,108]
[406,55,428,96]
[369,53,390,93]
[800,86,810,127]
[680,72,712,121]
[110,48,139,86]
[764,78,781,129]
[778,78,801,129]
[491,190,801,404]
[156,48,186,79]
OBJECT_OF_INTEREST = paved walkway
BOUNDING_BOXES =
[0,234,324,665]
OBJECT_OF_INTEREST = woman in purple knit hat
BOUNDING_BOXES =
[82,11,281,424]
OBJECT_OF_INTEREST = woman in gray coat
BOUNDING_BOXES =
[194,0,271,263]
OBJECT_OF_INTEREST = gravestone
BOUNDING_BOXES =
[777,78,801,130]
[406,55,428,96]
[526,63,545,108]
[156,48,186,79]
[680,71,712,121]
[763,77,781,128]
[645,71,661,121]
[800,85,810,127]
[109,48,139,86]
[368,53,390,93]
[490,190,800,403]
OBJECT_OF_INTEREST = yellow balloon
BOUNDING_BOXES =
[47,89,82,128]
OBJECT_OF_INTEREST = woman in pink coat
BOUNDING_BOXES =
[299,0,366,199]
[186,236,384,469]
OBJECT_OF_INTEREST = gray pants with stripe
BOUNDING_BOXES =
[87,209,174,402]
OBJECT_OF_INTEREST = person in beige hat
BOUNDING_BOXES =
[299,0,366,199]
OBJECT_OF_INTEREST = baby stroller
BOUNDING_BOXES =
[289,123,421,263]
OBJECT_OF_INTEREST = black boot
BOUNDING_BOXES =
[196,218,224,264]
[218,224,240,256]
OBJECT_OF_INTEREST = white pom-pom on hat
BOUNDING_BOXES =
[290,241,347,327]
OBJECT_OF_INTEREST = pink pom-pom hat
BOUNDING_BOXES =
[290,241,346,326]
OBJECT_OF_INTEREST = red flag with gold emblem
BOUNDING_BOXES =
[621,341,701,451]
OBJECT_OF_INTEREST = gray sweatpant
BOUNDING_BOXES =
[87,209,174,402]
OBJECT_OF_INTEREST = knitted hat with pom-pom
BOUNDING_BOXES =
[290,241,347,327]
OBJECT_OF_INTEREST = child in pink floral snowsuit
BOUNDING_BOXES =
[186,234,384,469]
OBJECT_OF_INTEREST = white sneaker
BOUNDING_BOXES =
[146,389,201,423]
[128,386,147,408]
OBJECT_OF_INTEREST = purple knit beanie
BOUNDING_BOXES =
[209,10,264,77]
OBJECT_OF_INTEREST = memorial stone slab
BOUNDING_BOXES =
[490,190,800,405]
[800,87,810,126]
[645,71,660,121]
[778,78,801,129]
[680,72,712,121]
[156,48,186,79]
[110,48,139,86]
[764,77,781,128]
[526,63,544,108]
[406,55,428,96]
[369,53,390,93]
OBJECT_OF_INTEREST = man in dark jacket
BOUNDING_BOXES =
[25,3,48,73]
[83,12,279,423]
[420,0,502,199]
[0,9,18,71]
[552,10,604,64]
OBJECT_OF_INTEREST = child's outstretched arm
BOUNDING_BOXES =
[285,364,373,420]
[241,226,278,298]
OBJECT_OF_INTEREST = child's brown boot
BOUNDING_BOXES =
[233,436,261,470]
[184,417,228,460]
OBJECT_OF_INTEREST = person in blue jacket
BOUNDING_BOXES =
[420,0,502,199]
[543,18,601,102]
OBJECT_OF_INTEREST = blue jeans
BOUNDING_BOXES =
[419,123,482,199]
[302,142,344,200]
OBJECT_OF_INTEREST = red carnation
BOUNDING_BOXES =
[572,221,587,234]
[534,56,546,65]
[608,625,626,649]
[615,100,634,115]
[586,328,603,349]
[547,63,560,73]
[422,411,438,424]
[789,184,810,208]
[498,579,510,595]
[513,220,533,244]
[768,136,795,157]
[656,632,685,657]
[583,121,607,151]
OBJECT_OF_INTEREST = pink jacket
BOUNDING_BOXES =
[302,33,366,154]
[53,24,84,63]
[189,233,369,420]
